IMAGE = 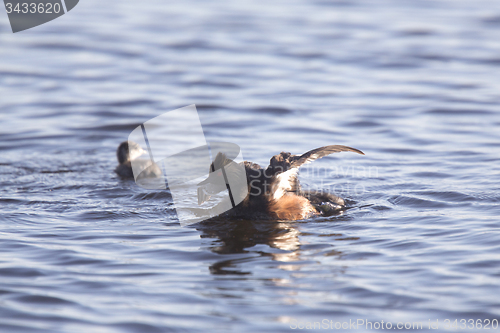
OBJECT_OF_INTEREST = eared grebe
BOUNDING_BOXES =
[114,141,162,179]
[198,145,364,220]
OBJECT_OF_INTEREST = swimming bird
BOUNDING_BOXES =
[114,141,162,179]
[197,145,364,220]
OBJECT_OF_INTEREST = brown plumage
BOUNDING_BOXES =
[198,145,365,220]
[268,194,316,220]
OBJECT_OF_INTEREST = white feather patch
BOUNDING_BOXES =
[272,168,299,200]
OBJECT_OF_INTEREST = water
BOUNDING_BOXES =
[1,0,500,332]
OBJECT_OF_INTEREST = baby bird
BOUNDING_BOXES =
[114,141,162,179]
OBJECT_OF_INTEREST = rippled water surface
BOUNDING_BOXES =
[1,0,500,332]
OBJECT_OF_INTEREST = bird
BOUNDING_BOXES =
[197,145,364,220]
[114,141,162,179]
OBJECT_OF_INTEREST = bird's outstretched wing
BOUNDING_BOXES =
[290,145,364,168]
[267,145,364,200]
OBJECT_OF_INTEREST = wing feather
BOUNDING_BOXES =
[290,145,364,169]
[269,145,364,200]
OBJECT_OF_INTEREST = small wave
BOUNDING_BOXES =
[389,195,450,208]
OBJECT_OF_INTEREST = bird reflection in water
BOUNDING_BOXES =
[194,218,346,276]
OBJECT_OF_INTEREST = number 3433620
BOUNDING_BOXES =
[5,2,62,14]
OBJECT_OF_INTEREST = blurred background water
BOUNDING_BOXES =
[1,0,500,332]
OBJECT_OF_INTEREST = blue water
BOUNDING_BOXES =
[1,0,500,332]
